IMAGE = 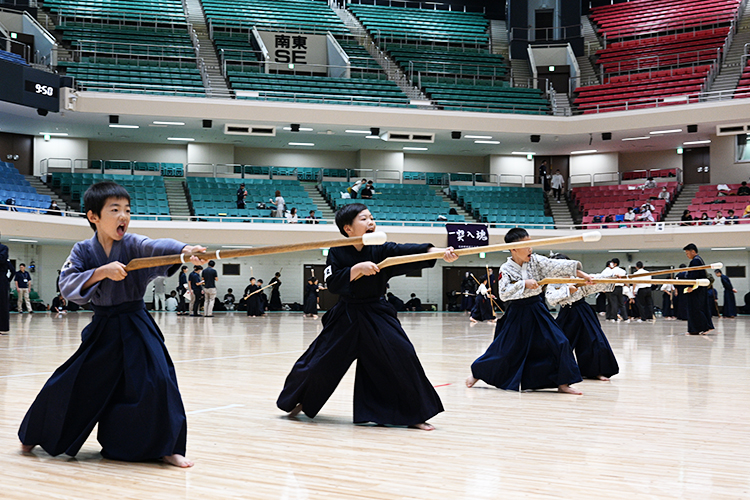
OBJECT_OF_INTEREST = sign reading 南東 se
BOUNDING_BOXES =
[257,31,328,74]
[446,223,489,250]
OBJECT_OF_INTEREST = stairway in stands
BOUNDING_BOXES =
[664,184,701,223]
[432,186,473,222]
[25,175,69,211]
[709,2,750,94]
[303,183,335,220]
[579,15,602,87]
[164,178,191,219]
[489,19,509,58]
[547,192,575,228]
[183,0,232,98]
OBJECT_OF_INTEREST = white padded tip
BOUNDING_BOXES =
[362,231,387,246]
[696,279,710,287]
[711,262,723,269]
[581,231,602,242]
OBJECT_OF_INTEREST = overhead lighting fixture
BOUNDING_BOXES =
[365,135,380,140]
[711,247,746,251]
[167,137,195,141]
[608,249,640,253]
[474,140,500,145]
[289,142,314,146]
[153,121,185,126]
[622,136,650,141]
[512,151,535,155]
[464,135,492,140]
[403,147,428,151]
[650,129,682,135]
[345,129,371,134]
[9,238,38,243]
[571,149,597,155]
[109,124,139,129]
[683,140,711,145]
[38,132,68,136]
[283,126,313,132]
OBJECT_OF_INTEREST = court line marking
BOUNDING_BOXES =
[174,350,303,364]
[187,403,244,415]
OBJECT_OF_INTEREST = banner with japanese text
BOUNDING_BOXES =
[446,223,489,250]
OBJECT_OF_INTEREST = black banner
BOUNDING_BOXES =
[446,223,489,250]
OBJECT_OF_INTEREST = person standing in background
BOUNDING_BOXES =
[236,183,247,209]
[550,169,565,203]
[683,244,714,335]
[269,272,282,311]
[201,260,218,317]
[0,232,12,334]
[270,191,286,219]
[177,265,189,316]
[15,263,33,313]
[188,265,204,317]
[715,269,737,318]
[631,261,654,323]
[152,276,166,311]
[539,160,550,193]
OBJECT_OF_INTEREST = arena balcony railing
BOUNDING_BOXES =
[346,0,484,14]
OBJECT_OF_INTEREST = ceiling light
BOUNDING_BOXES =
[283,126,313,131]
[711,247,746,251]
[608,249,640,253]
[464,135,492,139]
[365,135,380,139]
[109,124,139,129]
[571,149,597,155]
[474,140,500,145]
[650,129,682,135]
[289,142,314,146]
[683,140,711,145]
[512,151,535,155]
[403,147,428,151]
[38,132,68,136]
[153,121,185,126]
[167,137,195,141]
[622,136,650,141]
[345,129,371,134]
[9,238,38,243]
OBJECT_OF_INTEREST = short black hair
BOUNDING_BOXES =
[19,263,26,267]
[636,261,644,269]
[335,203,368,237]
[552,253,570,260]
[504,227,529,244]
[208,260,215,267]
[683,243,698,252]
[610,258,620,266]
[714,269,722,275]
[83,181,130,231]
[181,265,188,271]
[249,276,255,281]
[679,263,687,268]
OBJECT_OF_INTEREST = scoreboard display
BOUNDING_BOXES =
[0,59,64,112]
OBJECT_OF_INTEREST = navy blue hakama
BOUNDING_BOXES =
[18,300,187,461]
[277,298,443,425]
[471,295,582,391]
[720,275,737,317]
[470,294,494,322]
[556,298,619,379]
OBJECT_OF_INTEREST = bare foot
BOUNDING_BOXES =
[469,317,478,323]
[465,376,478,388]
[312,315,318,319]
[410,422,435,431]
[21,444,36,453]
[596,375,610,381]
[558,384,583,395]
[288,403,303,417]
[162,454,194,468]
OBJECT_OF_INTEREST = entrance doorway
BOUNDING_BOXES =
[303,264,339,311]
[682,146,710,184]
[535,9,554,41]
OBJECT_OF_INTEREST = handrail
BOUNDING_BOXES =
[569,174,593,186]
[347,0,484,13]
[509,24,583,43]
[39,158,74,176]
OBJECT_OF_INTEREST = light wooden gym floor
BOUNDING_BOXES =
[1,311,748,499]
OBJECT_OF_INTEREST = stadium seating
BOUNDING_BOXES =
[622,168,677,181]
[319,181,459,225]
[0,48,28,66]
[424,80,550,114]
[572,182,679,227]
[685,184,750,221]
[0,162,51,212]
[203,0,348,35]
[186,177,319,221]
[450,185,553,228]
[733,59,750,98]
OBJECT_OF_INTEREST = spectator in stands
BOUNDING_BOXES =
[550,169,565,203]
[539,160,550,192]
[15,263,33,313]
[349,179,366,199]
[47,201,63,215]
[223,288,235,311]
[637,204,654,223]
[405,293,423,312]
[623,207,636,224]
[5,197,17,212]
[699,212,711,225]
[680,210,693,226]
[50,294,67,314]
[738,181,750,196]
[305,210,318,224]
[236,183,247,209]
[713,211,726,225]
[269,190,285,218]
[360,181,374,199]
[744,204,750,218]
[165,291,178,312]
[657,187,670,203]
[285,207,299,223]
[726,209,739,225]
[642,177,657,189]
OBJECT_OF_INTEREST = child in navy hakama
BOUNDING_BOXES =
[545,269,619,380]
[467,228,590,395]
[303,277,321,318]
[683,244,714,335]
[715,270,737,318]
[469,278,495,323]
[18,182,202,467]
[277,203,457,430]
